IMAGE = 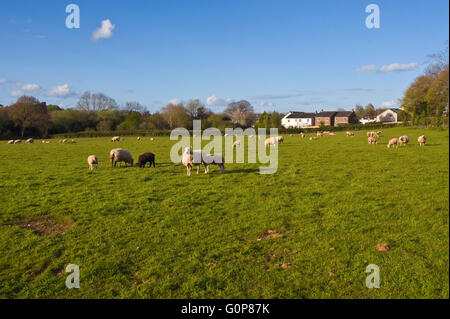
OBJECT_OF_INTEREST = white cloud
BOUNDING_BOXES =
[0,77,6,84]
[168,98,182,105]
[48,83,72,98]
[380,63,418,73]
[10,90,23,97]
[355,65,376,72]
[91,19,115,41]
[21,83,40,92]
[206,95,232,107]
[381,100,398,107]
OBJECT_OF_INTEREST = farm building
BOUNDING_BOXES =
[314,111,337,127]
[281,112,316,128]
[334,111,359,126]
[376,108,400,123]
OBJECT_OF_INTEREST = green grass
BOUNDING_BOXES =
[0,126,448,299]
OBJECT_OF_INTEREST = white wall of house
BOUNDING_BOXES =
[376,109,398,123]
[281,117,313,128]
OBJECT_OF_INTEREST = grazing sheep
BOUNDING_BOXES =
[137,137,141,141]
[418,135,426,146]
[300,133,305,138]
[317,132,323,137]
[26,138,34,144]
[138,152,156,168]
[110,148,134,167]
[277,136,284,143]
[265,137,278,147]
[233,140,241,148]
[368,137,377,144]
[289,134,293,137]
[204,154,225,174]
[111,136,120,142]
[59,139,67,143]
[7,140,14,144]
[346,131,355,137]
[150,138,154,141]
[399,136,409,146]
[70,139,76,143]
[87,155,98,170]
[309,137,317,141]
[323,131,331,136]
[14,139,22,144]
[377,131,383,136]
[182,147,205,176]
[387,138,399,148]
[328,132,336,136]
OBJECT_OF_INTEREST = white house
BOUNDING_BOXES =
[359,118,377,124]
[376,108,399,123]
[281,112,316,128]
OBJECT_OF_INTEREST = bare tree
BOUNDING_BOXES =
[77,91,118,111]
[124,101,145,113]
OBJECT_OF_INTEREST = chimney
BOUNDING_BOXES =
[321,109,324,112]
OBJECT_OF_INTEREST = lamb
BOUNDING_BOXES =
[346,131,355,136]
[14,139,22,144]
[368,137,377,144]
[418,135,426,146]
[233,140,241,148]
[265,137,278,147]
[87,155,98,170]
[8,140,14,144]
[111,136,120,142]
[26,138,34,144]
[110,148,134,167]
[277,136,284,143]
[182,147,205,176]
[137,137,141,141]
[399,136,409,146]
[203,153,225,174]
[138,152,155,168]
[387,138,399,148]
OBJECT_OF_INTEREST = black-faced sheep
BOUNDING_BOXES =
[138,152,155,168]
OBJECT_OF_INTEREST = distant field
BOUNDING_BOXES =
[0,126,448,298]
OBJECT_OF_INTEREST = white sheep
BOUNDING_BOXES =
[399,136,409,146]
[387,138,399,148]
[346,131,354,136]
[317,132,323,137]
[14,139,22,144]
[182,147,206,176]
[277,136,284,143]
[111,136,120,142]
[368,137,377,144]
[87,155,98,170]
[418,135,426,146]
[309,137,317,141]
[300,133,305,138]
[26,138,34,144]
[265,137,278,147]
[110,148,134,167]
[7,140,14,144]
[137,137,141,141]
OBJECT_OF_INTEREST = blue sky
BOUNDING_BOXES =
[0,0,448,113]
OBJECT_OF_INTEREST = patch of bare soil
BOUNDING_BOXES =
[19,218,73,236]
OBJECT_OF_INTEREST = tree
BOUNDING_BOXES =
[124,101,145,113]
[8,96,49,137]
[118,111,141,130]
[224,100,252,117]
[47,104,62,112]
[161,103,190,129]
[365,104,376,119]
[355,104,365,119]
[77,91,118,112]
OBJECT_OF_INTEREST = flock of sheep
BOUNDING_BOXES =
[6,130,428,175]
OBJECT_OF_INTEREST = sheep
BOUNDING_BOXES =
[265,137,278,147]
[289,134,293,137]
[233,140,241,148]
[7,140,14,144]
[300,133,305,138]
[377,131,383,136]
[418,135,426,146]
[323,131,331,136]
[317,132,323,137]
[59,139,67,143]
[87,155,98,170]
[309,137,317,141]
[70,139,76,143]
[137,137,141,141]
[328,132,336,136]
[346,131,355,136]
[138,152,155,168]
[367,131,379,138]
[399,135,409,146]
[111,136,120,142]
[277,136,284,143]
[203,153,225,174]
[14,139,22,144]
[26,138,34,144]
[368,137,377,144]
[182,147,205,176]
[387,138,399,148]
[110,148,134,167]
[150,138,154,141]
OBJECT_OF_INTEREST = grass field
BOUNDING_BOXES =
[0,126,448,299]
